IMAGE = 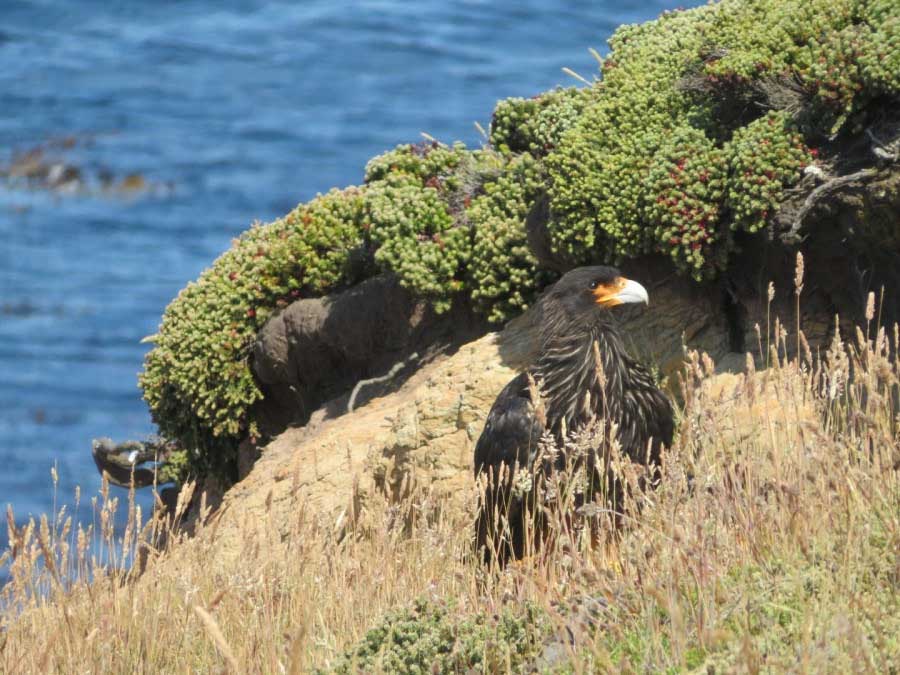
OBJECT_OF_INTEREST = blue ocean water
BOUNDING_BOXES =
[0,1,689,555]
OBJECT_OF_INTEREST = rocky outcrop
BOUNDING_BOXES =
[245,229,870,475]
[184,312,814,565]
[232,332,512,524]
[210,274,735,544]
[249,274,487,452]
[248,259,735,456]
[733,149,900,346]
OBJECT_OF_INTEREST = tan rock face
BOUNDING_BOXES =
[237,250,846,530]
[205,332,512,558]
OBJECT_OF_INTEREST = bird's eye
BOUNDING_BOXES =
[589,280,600,289]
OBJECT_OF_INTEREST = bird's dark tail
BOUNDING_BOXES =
[474,463,549,567]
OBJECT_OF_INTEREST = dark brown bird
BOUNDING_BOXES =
[474,266,674,563]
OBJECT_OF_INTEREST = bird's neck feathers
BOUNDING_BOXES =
[533,314,630,435]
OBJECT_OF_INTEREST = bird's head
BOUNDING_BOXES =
[544,266,649,328]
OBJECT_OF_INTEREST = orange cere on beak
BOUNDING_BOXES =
[592,277,649,307]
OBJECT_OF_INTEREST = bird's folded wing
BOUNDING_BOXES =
[473,373,545,476]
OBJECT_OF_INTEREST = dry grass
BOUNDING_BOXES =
[2,297,899,673]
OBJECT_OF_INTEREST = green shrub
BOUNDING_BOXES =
[805,24,869,126]
[368,175,469,313]
[725,111,812,235]
[697,0,899,132]
[644,126,728,276]
[467,153,551,322]
[327,599,549,674]
[364,142,471,185]
[139,187,370,477]
[489,87,593,157]
[701,0,859,83]
[364,142,504,312]
[859,16,900,95]
[542,0,894,275]
[544,7,704,266]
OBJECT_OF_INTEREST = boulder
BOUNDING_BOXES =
[248,274,488,462]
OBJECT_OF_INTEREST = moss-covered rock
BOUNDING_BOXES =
[137,0,899,483]
[139,186,371,477]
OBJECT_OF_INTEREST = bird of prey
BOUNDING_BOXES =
[474,266,674,563]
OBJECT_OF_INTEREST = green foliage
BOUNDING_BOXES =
[805,24,870,126]
[645,126,728,276]
[489,87,593,157]
[364,142,517,313]
[156,448,190,485]
[327,599,549,674]
[725,112,812,234]
[698,543,900,672]
[545,7,703,266]
[467,153,550,322]
[701,0,859,82]
[698,0,898,131]
[859,16,900,95]
[545,0,896,276]
[139,187,369,477]
[368,175,469,313]
[364,142,471,185]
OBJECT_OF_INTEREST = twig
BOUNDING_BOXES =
[866,128,899,162]
[785,168,878,242]
[347,352,419,413]
[562,67,592,86]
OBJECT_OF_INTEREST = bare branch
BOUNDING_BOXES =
[347,352,419,413]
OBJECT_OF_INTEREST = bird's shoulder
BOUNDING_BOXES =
[474,372,545,473]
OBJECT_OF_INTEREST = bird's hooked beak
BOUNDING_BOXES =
[592,277,649,307]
